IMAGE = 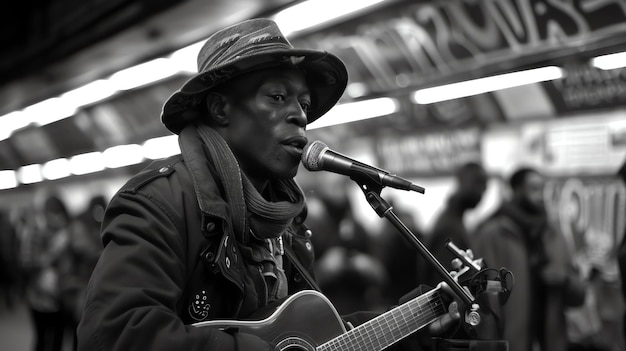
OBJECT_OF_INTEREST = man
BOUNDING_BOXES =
[77,18,456,351]
[473,167,585,351]
[425,162,488,287]
[617,159,626,343]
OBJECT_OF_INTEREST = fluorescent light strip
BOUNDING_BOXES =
[143,135,180,159]
[0,0,387,137]
[23,97,78,127]
[62,79,117,107]
[308,97,399,129]
[591,51,626,70]
[0,111,30,141]
[109,58,180,91]
[103,144,145,168]
[0,170,17,190]
[42,158,71,180]
[412,66,564,104]
[70,152,105,175]
[1,95,396,188]
[3,136,182,189]
[273,0,387,36]
[17,164,43,184]
[170,41,205,73]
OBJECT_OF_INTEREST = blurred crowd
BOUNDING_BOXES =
[0,192,107,351]
[0,160,624,351]
[303,162,625,351]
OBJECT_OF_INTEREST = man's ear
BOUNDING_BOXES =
[205,92,229,126]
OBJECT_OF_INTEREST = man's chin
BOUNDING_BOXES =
[274,166,299,180]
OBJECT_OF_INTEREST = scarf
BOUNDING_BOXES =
[189,123,305,243]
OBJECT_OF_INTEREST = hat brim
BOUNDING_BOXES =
[161,48,348,134]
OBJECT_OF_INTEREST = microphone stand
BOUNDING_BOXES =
[352,177,509,351]
[355,181,474,307]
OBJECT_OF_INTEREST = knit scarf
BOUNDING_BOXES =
[192,124,305,243]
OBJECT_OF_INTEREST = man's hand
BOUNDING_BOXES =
[428,282,461,335]
[429,301,460,335]
[398,282,461,336]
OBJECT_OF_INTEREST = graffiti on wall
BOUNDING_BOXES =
[293,0,626,98]
[545,175,625,279]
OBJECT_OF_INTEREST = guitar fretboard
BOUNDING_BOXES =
[319,288,445,351]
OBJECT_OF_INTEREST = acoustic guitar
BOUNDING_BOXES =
[192,287,446,351]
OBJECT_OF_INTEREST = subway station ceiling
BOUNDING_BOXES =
[0,0,296,114]
[0,0,297,170]
[2,0,626,176]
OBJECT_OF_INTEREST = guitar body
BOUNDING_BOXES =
[193,287,444,351]
[192,290,347,351]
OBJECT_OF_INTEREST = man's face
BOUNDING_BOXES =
[521,171,545,213]
[221,68,311,184]
[459,169,488,209]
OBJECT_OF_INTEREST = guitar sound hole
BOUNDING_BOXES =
[276,337,315,351]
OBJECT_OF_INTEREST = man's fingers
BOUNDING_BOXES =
[428,301,460,335]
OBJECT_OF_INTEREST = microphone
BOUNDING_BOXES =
[301,140,425,193]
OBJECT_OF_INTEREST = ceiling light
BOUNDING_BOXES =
[412,66,564,104]
[273,0,387,36]
[42,158,71,180]
[23,97,77,126]
[62,79,117,107]
[69,152,105,175]
[0,111,30,141]
[0,170,18,190]
[345,82,369,98]
[308,97,399,129]
[103,144,145,168]
[143,135,180,159]
[170,41,204,73]
[591,51,626,70]
[17,164,43,184]
[109,58,180,91]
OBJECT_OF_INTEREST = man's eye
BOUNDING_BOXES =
[300,101,311,112]
[271,94,285,102]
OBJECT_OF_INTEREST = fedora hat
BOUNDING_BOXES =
[161,18,348,134]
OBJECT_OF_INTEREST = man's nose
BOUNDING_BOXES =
[287,102,308,127]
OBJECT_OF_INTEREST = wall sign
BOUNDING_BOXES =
[293,0,626,98]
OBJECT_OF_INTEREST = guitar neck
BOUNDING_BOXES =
[319,287,446,351]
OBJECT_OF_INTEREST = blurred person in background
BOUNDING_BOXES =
[76,18,459,351]
[473,167,585,351]
[20,192,71,351]
[59,194,108,350]
[617,159,626,347]
[424,162,488,287]
[0,208,20,310]
[304,175,388,315]
[372,199,423,306]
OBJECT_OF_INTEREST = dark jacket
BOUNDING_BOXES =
[425,195,472,288]
[76,154,315,351]
[473,202,585,351]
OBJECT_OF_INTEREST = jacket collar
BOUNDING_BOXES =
[178,126,231,230]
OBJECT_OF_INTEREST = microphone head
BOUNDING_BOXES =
[301,140,328,171]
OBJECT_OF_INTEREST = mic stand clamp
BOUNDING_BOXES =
[353,179,509,351]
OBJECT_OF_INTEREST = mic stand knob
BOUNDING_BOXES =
[466,304,481,327]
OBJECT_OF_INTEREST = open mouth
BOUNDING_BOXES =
[282,136,308,156]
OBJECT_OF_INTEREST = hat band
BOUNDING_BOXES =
[199,37,292,72]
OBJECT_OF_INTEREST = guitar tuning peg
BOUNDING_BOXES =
[465,249,474,260]
[451,258,463,269]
